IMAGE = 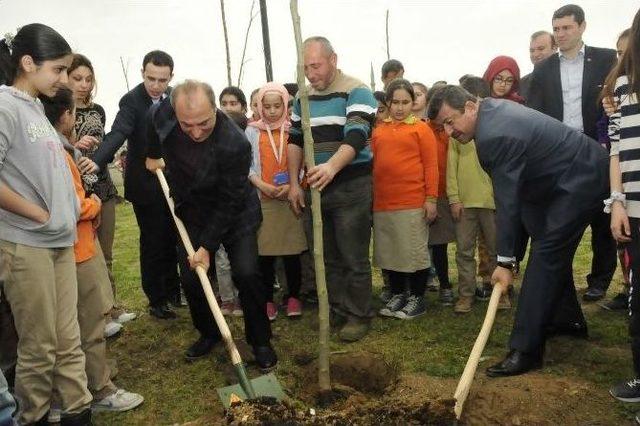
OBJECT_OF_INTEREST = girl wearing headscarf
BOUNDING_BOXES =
[246,83,307,321]
[483,55,525,104]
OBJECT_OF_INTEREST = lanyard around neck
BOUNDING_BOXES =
[266,125,285,165]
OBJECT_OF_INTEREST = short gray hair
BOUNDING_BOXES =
[170,79,216,109]
[530,30,557,48]
[303,36,335,56]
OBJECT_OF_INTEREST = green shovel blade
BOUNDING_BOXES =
[217,373,286,408]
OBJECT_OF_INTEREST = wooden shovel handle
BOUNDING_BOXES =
[454,282,506,419]
[155,169,243,366]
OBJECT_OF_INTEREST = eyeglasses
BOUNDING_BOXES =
[494,76,515,86]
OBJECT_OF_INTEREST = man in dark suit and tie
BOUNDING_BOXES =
[527,4,617,302]
[93,50,182,319]
[428,86,609,377]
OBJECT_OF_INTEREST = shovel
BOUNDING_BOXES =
[454,281,506,419]
[155,168,286,408]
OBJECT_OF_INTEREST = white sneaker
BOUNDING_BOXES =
[114,311,137,324]
[104,321,123,338]
[92,389,144,412]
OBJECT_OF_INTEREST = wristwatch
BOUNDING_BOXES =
[497,261,516,270]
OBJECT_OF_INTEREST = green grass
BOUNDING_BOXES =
[96,199,637,425]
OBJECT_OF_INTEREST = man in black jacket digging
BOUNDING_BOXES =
[144,80,276,370]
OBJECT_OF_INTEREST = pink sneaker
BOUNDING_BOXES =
[266,302,278,321]
[220,301,234,316]
[286,297,302,317]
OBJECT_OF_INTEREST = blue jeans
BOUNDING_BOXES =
[0,369,16,426]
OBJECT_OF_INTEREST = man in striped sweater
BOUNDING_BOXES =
[288,36,377,342]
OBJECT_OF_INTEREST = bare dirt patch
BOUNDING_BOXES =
[224,355,631,425]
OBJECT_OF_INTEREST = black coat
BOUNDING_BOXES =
[526,46,617,140]
[93,83,170,204]
[146,99,261,252]
[474,99,609,258]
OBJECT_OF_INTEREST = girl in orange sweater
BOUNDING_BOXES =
[41,87,143,413]
[372,79,438,319]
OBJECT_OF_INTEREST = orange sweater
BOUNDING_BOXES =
[428,121,449,197]
[64,152,100,263]
[371,117,438,212]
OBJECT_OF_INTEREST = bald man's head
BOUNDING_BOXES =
[171,80,217,142]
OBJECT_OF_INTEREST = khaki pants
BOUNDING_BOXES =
[454,209,497,298]
[0,241,91,424]
[76,242,117,400]
[477,233,493,283]
[97,197,124,321]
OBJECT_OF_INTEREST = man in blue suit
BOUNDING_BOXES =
[428,85,609,377]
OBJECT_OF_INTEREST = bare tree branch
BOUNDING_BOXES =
[237,0,258,87]
[119,56,130,91]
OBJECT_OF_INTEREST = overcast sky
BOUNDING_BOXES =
[1,0,637,130]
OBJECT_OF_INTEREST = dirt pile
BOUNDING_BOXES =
[225,351,456,425]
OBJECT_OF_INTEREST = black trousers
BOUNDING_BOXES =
[627,218,640,377]
[178,226,271,347]
[430,244,451,289]
[384,269,429,296]
[509,198,596,353]
[259,255,302,302]
[132,199,180,307]
[586,209,618,291]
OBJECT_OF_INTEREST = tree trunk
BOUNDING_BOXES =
[260,0,274,82]
[385,9,390,60]
[290,0,331,394]
[220,0,232,87]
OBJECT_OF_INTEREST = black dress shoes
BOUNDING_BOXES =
[185,336,219,361]
[546,321,588,339]
[149,303,177,319]
[583,287,606,301]
[486,349,543,377]
[254,345,278,372]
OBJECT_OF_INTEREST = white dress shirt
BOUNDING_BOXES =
[559,43,586,132]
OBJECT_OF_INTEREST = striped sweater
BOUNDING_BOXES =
[289,70,377,184]
[610,75,640,218]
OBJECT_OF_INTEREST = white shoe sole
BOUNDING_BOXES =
[114,313,137,324]
[394,310,426,320]
[379,308,400,317]
[92,395,144,412]
[610,390,640,403]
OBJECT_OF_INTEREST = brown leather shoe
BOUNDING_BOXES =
[454,296,473,313]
